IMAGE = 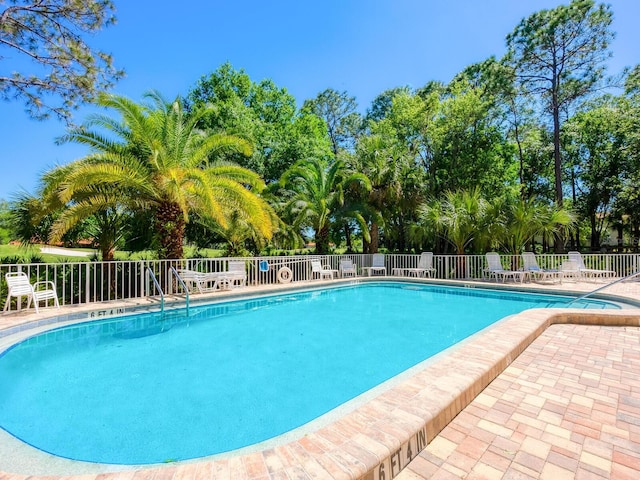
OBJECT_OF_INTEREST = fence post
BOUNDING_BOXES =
[85,262,90,305]
[140,261,147,298]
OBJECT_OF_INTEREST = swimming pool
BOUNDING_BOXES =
[0,282,618,465]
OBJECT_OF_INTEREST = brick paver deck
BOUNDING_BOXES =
[397,324,640,480]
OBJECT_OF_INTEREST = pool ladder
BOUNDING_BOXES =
[147,267,165,317]
[169,266,190,316]
[147,267,191,317]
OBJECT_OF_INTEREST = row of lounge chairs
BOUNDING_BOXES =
[312,253,436,279]
[314,250,616,283]
[485,251,616,283]
[311,259,358,279]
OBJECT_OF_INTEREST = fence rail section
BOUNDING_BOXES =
[2,253,639,312]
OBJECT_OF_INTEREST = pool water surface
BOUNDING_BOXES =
[0,282,617,464]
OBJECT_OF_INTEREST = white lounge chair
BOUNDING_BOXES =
[560,259,581,281]
[3,271,60,313]
[521,252,563,283]
[365,253,386,276]
[339,259,358,278]
[567,252,616,280]
[484,252,524,283]
[227,261,247,288]
[178,260,248,293]
[311,260,336,280]
[176,269,220,293]
[404,252,436,278]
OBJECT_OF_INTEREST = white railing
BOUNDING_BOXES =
[2,253,639,312]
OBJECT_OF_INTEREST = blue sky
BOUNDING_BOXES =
[1,0,639,200]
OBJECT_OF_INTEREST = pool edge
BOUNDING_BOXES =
[1,279,639,479]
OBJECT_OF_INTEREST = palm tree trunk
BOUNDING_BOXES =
[397,215,406,252]
[344,224,353,252]
[315,225,330,254]
[362,235,370,254]
[370,223,380,253]
[101,245,115,262]
[155,201,185,259]
[552,86,565,254]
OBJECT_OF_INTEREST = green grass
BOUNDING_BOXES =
[0,243,352,264]
[0,244,96,263]
[0,244,229,264]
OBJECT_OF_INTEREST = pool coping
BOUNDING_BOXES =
[1,277,640,479]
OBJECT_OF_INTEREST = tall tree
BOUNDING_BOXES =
[365,86,412,123]
[564,97,626,249]
[54,91,273,259]
[357,88,434,252]
[302,88,362,157]
[431,78,516,198]
[611,65,640,250]
[188,63,331,183]
[506,0,614,210]
[353,132,416,253]
[0,0,123,120]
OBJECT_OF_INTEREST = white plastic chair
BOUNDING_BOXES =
[404,252,436,278]
[339,259,358,278]
[3,272,60,313]
[311,260,335,280]
[560,259,581,281]
[521,252,563,283]
[176,269,220,293]
[366,253,386,276]
[227,261,247,287]
[567,251,615,279]
[484,252,522,283]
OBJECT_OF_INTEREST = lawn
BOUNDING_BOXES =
[0,244,226,264]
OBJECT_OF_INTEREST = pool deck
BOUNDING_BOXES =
[1,277,639,479]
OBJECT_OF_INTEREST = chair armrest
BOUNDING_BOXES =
[33,280,56,291]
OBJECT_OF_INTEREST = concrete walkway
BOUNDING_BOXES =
[39,246,92,257]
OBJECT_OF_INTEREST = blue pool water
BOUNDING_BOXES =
[0,283,617,464]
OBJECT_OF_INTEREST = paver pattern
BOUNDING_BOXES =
[397,324,640,480]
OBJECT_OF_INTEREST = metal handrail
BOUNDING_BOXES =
[146,267,164,316]
[170,266,190,316]
[568,270,640,304]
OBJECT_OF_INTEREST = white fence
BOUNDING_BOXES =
[2,253,640,311]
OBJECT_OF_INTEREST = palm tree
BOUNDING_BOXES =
[419,188,490,255]
[352,134,407,253]
[35,164,127,261]
[419,188,492,278]
[9,193,55,246]
[54,91,273,259]
[196,206,280,257]
[496,198,575,256]
[279,157,371,254]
